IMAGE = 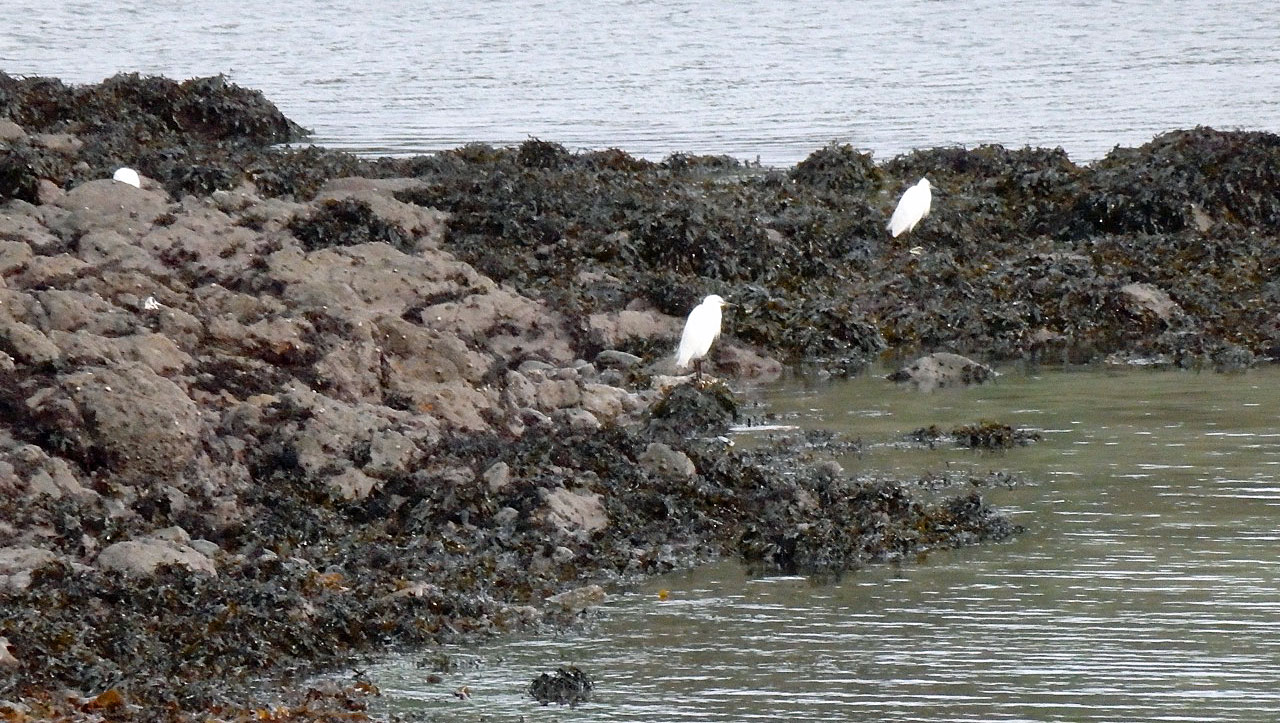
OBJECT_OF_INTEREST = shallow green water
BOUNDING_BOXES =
[365,365,1280,721]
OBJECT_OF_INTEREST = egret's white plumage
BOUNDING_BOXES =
[887,177,932,237]
[676,294,729,374]
[112,167,141,188]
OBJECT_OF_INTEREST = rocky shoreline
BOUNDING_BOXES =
[1,73,1277,720]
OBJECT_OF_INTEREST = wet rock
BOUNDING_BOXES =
[951,421,1043,449]
[546,584,606,613]
[888,352,995,391]
[528,666,593,707]
[714,343,784,380]
[646,380,737,439]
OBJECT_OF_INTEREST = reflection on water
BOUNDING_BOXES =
[364,366,1280,722]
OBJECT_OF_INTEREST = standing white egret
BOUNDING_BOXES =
[887,177,932,238]
[112,167,141,188]
[675,294,730,379]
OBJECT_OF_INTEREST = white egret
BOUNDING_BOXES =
[887,177,932,238]
[675,294,730,379]
[112,167,141,188]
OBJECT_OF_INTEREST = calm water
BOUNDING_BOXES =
[363,365,1280,722]
[5,1,1279,165]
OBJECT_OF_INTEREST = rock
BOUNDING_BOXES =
[586,308,680,349]
[503,370,538,409]
[546,584,606,612]
[554,408,601,432]
[314,177,447,249]
[638,442,697,479]
[327,466,380,501]
[11,254,89,289]
[96,537,217,577]
[0,636,18,669]
[5,444,92,500]
[51,178,170,237]
[364,429,422,478]
[535,378,581,410]
[421,287,575,364]
[1119,282,1183,322]
[40,363,202,481]
[0,119,25,141]
[31,132,82,153]
[0,546,60,592]
[0,240,33,276]
[0,313,60,366]
[579,383,636,421]
[594,349,643,370]
[712,343,783,380]
[483,461,512,493]
[540,487,607,533]
[887,352,995,392]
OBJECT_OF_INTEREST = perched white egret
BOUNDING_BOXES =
[887,177,932,238]
[112,167,141,188]
[675,294,730,379]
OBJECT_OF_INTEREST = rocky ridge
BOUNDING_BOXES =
[0,72,1277,719]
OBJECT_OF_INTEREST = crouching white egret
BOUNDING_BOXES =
[112,167,141,188]
[676,294,730,379]
[887,177,932,238]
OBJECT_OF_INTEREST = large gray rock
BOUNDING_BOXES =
[1119,282,1183,322]
[28,363,202,481]
[51,178,171,238]
[0,546,60,592]
[96,532,217,577]
[586,308,680,349]
[888,352,995,392]
[540,487,608,533]
[638,442,697,479]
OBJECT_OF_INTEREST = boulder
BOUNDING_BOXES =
[0,546,60,592]
[540,487,607,533]
[95,535,217,577]
[887,352,995,392]
[637,442,697,479]
[34,363,202,481]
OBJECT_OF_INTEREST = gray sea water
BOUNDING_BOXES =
[4,0,1279,165]
[365,365,1280,722]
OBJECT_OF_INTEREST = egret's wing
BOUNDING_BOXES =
[675,303,718,367]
